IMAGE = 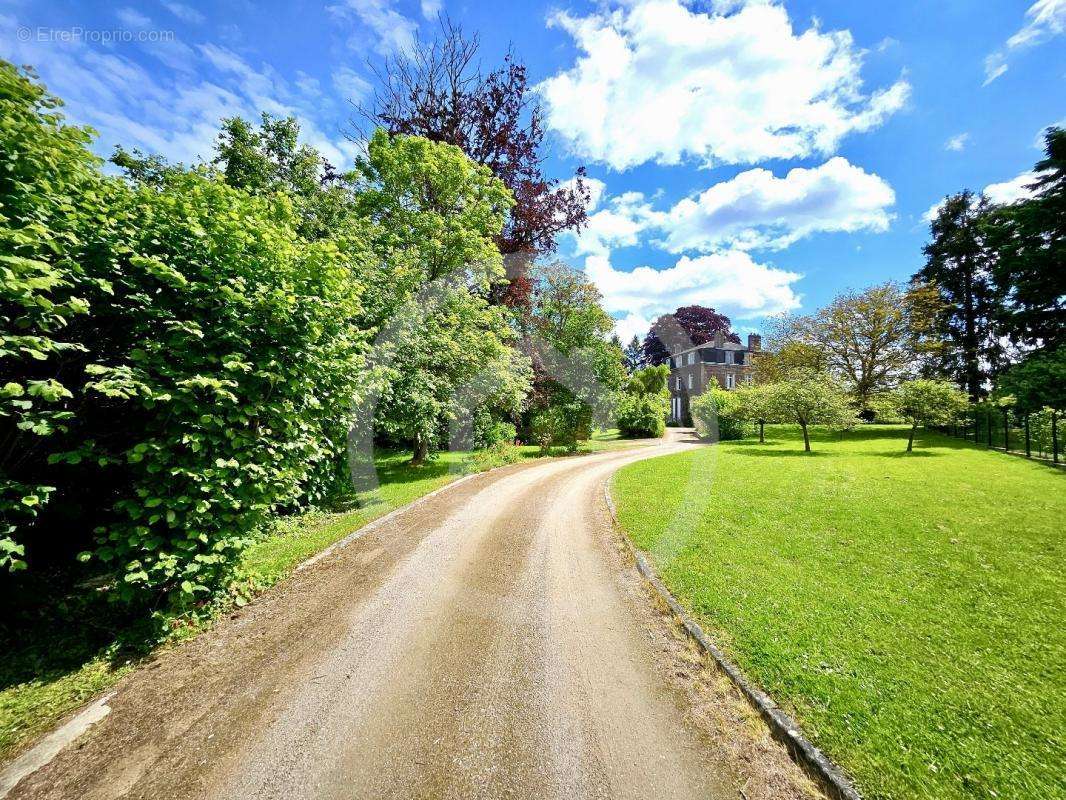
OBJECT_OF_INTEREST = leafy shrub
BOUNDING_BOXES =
[0,62,104,571]
[471,413,517,449]
[464,440,522,472]
[617,394,667,438]
[530,401,591,453]
[616,365,668,437]
[690,388,748,441]
[59,174,368,605]
[1,63,370,605]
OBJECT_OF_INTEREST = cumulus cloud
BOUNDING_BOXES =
[584,250,802,339]
[984,171,1042,204]
[984,0,1066,84]
[573,158,894,256]
[657,158,894,252]
[573,190,660,256]
[945,133,970,152]
[0,19,362,170]
[923,171,1043,223]
[538,0,909,170]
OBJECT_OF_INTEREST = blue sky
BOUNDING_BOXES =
[3,0,1063,341]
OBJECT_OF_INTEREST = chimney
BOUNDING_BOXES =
[748,333,762,352]
[713,330,725,347]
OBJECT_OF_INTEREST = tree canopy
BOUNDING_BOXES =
[641,305,739,366]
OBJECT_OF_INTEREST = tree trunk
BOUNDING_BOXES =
[759,420,765,443]
[800,421,810,452]
[907,423,917,452]
[410,434,429,466]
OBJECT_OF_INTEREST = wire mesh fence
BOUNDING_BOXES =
[940,406,1060,464]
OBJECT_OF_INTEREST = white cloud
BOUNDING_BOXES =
[923,170,1043,223]
[657,157,894,252]
[945,133,970,152]
[573,190,659,255]
[984,0,1066,84]
[161,1,205,24]
[327,0,418,56]
[573,158,894,255]
[420,0,442,20]
[984,171,1041,205]
[584,250,802,339]
[539,0,909,170]
[332,65,373,104]
[116,7,152,28]
[0,19,359,170]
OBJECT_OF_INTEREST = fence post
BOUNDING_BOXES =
[974,408,979,443]
[1003,408,1009,452]
[987,408,993,447]
[1025,414,1031,458]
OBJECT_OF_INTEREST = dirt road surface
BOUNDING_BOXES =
[8,432,818,800]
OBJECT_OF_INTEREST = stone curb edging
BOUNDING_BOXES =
[602,478,862,800]
[0,694,115,799]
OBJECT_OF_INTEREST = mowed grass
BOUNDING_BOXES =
[0,429,640,763]
[611,425,1065,800]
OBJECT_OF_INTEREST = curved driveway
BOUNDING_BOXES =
[9,432,809,800]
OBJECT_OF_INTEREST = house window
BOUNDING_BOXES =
[687,374,693,389]
[688,352,696,365]
[726,374,735,389]
[725,351,733,364]
[676,376,682,390]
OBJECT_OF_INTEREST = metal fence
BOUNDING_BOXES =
[941,407,1060,464]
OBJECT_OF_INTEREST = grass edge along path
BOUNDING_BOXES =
[610,425,1065,800]
[0,431,642,764]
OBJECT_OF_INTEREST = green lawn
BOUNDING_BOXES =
[611,425,1065,800]
[0,429,641,763]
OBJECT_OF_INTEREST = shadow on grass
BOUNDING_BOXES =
[732,447,830,457]
[0,572,161,695]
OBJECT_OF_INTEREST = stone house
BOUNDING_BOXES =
[668,332,761,423]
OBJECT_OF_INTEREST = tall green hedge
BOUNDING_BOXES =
[1,62,369,605]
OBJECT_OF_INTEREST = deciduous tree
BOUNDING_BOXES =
[641,306,739,366]
[363,19,589,262]
[891,379,969,452]
[758,373,858,452]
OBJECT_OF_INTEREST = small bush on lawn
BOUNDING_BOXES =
[530,400,592,453]
[690,387,748,441]
[616,365,668,437]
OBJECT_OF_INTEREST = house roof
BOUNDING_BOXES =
[671,339,749,356]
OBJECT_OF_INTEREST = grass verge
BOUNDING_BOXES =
[0,429,640,763]
[611,425,1064,800]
